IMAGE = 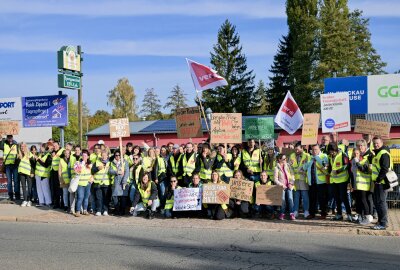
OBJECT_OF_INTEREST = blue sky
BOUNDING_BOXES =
[0,0,399,116]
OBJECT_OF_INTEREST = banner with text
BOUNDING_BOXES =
[210,113,242,144]
[244,117,274,140]
[202,183,230,204]
[256,185,283,205]
[176,107,203,139]
[321,92,350,133]
[354,119,391,138]
[229,178,254,202]
[22,95,68,127]
[0,97,22,121]
[301,114,320,145]
[173,188,202,211]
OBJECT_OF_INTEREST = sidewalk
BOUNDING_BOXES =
[0,200,399,237]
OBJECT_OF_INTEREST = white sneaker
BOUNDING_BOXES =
[21,201,28,207]
[293,211,298,218]
[132,211,138,217]
[102,211,109,216]
[27,201,32,207]
[367,215,373,222]
[95,212,101,216]
[353,214,360,221]
[303,211,310,218]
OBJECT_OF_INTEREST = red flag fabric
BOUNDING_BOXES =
[186,58,228,91]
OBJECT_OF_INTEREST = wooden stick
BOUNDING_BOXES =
[196,91,210,134]
[259,139,262,171]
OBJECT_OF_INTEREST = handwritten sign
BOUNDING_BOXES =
[202,183,230,204]
[0,158,7,192]
[301,113,320,145]
[210,113,242,144]
[0,121,20,136]
[354,119,391,138]
[245,117,274,140]
[109,118,130,138]
[256,185,283,205]
[176,107,203,139]
[173,188,202,211]
[229,178,254,202]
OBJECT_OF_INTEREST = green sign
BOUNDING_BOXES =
[58,74,81,89]
[57,46,81,72]
[245,117,274,140]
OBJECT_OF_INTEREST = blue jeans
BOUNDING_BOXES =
[164,209,172,218]
[76,183,91,212]
[6,164,19,198]
[129,184,136,205]
[281,189,294,214]
[158,180,167,207]
[293,190,309,213]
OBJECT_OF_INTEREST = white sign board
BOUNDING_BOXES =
[321,92,351,133]
[0,97,22,121]
[173,188,202,211]
[368,74,400,114]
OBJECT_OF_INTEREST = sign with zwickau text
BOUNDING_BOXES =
[0,121,19,136]
[202,183,230,204]
[176,107,203,139]
[354,119,391,138]
[256,185,283,206]
[210,113,242,144]
[173,188,202,211]
[321,92,350,133]
[109,118,130,138]
[301,114,320,145]
[245,117,274,140]
[229,178,254,202]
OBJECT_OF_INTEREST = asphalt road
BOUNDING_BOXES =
[0,221,399,270]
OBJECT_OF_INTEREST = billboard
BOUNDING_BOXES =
[0,97,22,121]
[22,95,68,127]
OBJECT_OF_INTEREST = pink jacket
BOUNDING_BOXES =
[274,163,295,190]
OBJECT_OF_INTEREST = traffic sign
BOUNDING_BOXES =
[58,74,80,89]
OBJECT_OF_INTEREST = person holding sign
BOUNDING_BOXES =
[241,139,261,182]
[164,176,182,218]
[215,145,233,184]
[231,170,251,218]
[274,154,295,220]
[254,171,275,219]
[130,172,159,219]
[194,143,215,183]
[109,150,130,216]
[204,170,231,220]
[181,142,197,187]
[188,173,203,188]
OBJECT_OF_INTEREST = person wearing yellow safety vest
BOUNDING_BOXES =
[58,149,72,212]
[231,170,251,218]
[29,145,38,203]
[0,135,19,201]
[129,153,144,205]
[228,145,241,173]
[154,147,168,210]
[370,136,391,230]
[263,148,276,183]
[164,176,182,218]
[167,144,183,184]
[194,143,216,183]
[253,171,274,219]
[109,150,130,216]
[130,172,159,219]
[241,139,261,182]
[320,135,330,154]
[17,142,35,207]
[50,141,64,209]
[90,144,101,164]
[215,145,233,184]
[35,143,53,207]
[303,144,329,220]
[290,143,311,218]
[205,171,232,220]
[74,150,93,217]
[327,143,352,221]
[91,150,111,216]
[143,148,156,181]
[181,143,197,187]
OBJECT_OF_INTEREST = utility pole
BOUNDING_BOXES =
[77,45,83,147]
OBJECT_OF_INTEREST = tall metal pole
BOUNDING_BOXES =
[58,90,65,147]
[77,45,83,147]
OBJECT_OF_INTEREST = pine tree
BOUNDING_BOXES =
[202,19,255,114]
[164,84,188,114]
[252,80,269,115]
[266,34,294,114]
[107,78,138,121]
[140,88,162,120]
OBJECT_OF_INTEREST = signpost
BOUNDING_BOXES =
[175,107,203,139]
[210,113,242,144]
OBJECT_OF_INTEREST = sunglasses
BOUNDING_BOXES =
[115,154,120,157]
[171,180,177,183]
[133,158,139,160]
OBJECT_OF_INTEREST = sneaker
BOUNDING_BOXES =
[74,212,81,217]
[360,218,371,226]
[346,214,353,222]
[293,211,298,218]
[21,201,28,207]
[83,210,89,215]
[27,201,32,207]
[353,214,360,222]
[306,214,315,220]
[95,212,102,216]
[290,213,296,220]
[367,215,373,222]
[331,214,343,221]
[278,213,285,220]
[36,204,44,207]
[103,211,109,216]
[303,211,310,218]
[372,224,386,230]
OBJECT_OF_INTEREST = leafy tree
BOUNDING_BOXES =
[164,84,188,114]
[252,80,269,115]
[107,78,138,121]
[140,88,162,120]
[201,19,255,114]
[89,110,112,130]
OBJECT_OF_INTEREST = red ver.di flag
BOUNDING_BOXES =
[186,58,228,91]
[274,91,303,135]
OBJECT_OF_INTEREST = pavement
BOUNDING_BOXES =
[0,199,399,237]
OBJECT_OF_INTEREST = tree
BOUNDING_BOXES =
[89,110,112,130]
[201,19,255,114]
[107,78,138,121]
[266,34,294,114]
[164,84,188,114]
[140,88,162,120]
[252,80,269,115]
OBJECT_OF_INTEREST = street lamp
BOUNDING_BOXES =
[205,108,212,123]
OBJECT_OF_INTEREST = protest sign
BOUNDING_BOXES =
[229,178,254,202]
[176,107,203,138]
[109,118,130,139]
[244,117,274,140]
[210,113,242,144]
[354,119,391,138]
[321,92,350,133]
[256,185,283,205]
[0,121,19,136]
[173,188,202,211]
[301,114,320,145]
[202,183,230,204]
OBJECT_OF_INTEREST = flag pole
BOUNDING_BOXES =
[196,90,210,134]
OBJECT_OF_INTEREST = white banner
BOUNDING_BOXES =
[0,97,22,121]
[173,188,202,211]
[321,92,351,133]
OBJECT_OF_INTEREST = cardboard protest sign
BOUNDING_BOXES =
[256,185,283,206]
[173,188,202,211]
[0,121,20,136]
[354,119,391,138]
[301,114,320,145]
[229,178,254,202]
[202,183,230,204]
[280,148,295,157]
[321,92,351,133]
[109,118,130,139]
[244,117,274,140]
[210,113,242,144]
[176,107,203,139]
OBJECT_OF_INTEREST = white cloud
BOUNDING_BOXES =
[0,0,284,18]
[348,0,400,17]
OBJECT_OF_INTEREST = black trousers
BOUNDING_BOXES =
[113,196,128,215]
[50,170,61,207]
[332,182,352,216]
[372,183,388,227]
[354,190,373,216]
[93,184,110,213]
[308,183,328,216]
[208,204,226,220]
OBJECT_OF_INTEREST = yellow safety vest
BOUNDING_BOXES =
[18,153,32,176]
[169,154,182,179]
[233,156,241,171]
[355,157,371,191]
[371,149,393,184]
[157,157,166,176]
[182,153,196,177]
[289,152,310,181]
[59,158,71,184]
[306,153,329,185]
[110,161,129,185]
[4,144,17,165]
[52,148,64,171]
[93,160,110,186]
[330,152,349,184]
[143,156,155,172]
[78,165,92,187]
[138,183,152,206]
[255,180,272,187]
[130,164,143,185]
[164,186,182,210]
[242,149,261,173]
[124,154,133,167]
[199,158,212,181]
[89,153,100,164]
[263,157,276,179]
[216,154,233,177]
[35,153,50,178]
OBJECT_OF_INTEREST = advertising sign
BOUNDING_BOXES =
[244,117,274,140]
[175,107,203,139]
[173,188,202,211]
[210,113,242,144]
[109,118,130,139]
[0,97,22,121]
[57,46,81,72]
[368,74,400,114]
[321,92,351,133]
[22,95,68,127]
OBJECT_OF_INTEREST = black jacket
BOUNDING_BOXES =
[132,181,158,207]
[372,146,391,184]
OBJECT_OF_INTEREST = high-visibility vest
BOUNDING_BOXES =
[142,157,155,172]
[18,153,33,176]
[52,148,64,171]
[59,158,71,184]
[199,158,212,181]
[3,144,17,165]
[70,155,79,169]
[338,144,346,154]
[263,157,276,179]
[164,186,182,210]
[89,153,100,164]
[93,160,110,186]
[157,157,166,176]
[255,180,272,187]
[78,165,92,187]
[35,153,50,178]
[242,149,261,173]
[355,157,371,191]
[130,164,143,185]
[289,152,310,181]
[216,154,233,177]
[306,153,329,185]
[138,183,152,206]
[124,154,133,167]
[110,161,129,185]
[233,156,241,171]
[169,154,182,175]
[330,152,348,184]
[182,153,196,177]
[372,149,393,184]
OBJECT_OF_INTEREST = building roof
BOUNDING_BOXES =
[86,113,400,136]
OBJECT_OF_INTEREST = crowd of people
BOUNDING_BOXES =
[0,132,393,230]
